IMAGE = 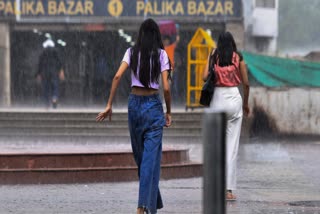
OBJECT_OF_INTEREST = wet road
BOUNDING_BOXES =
[0,138,320,214]
[231,138,320,214]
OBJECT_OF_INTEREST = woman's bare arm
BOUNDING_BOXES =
[239,60,250,116]
[161,70,172,127]
[96,62,129,121]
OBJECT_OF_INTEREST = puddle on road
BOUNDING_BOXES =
[289,200,320,208]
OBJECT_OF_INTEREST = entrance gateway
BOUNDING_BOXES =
[0,0,243,107]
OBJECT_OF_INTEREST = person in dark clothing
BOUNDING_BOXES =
[37,40,64,108]
[93,52,109,103]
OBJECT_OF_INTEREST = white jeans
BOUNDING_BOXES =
[209,87,243,190]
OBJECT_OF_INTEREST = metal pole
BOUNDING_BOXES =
[203,112,226,214]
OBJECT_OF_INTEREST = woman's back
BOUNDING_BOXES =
[214,51,241,87]
[122,48,170,90]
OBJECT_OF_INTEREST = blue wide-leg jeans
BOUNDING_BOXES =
[128,93,165,214]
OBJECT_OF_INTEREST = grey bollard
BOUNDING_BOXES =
[203,112,226,214]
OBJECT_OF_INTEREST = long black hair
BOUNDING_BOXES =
[130,18,171,88]
[212,31,237,67]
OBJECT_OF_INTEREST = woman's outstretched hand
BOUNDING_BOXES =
[165,113,172,127]
[243,104,250,117]
[96,107,112,122]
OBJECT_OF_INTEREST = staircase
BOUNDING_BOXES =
[0,111,203,143]
[0,110,203,184]
[0,147,202,184]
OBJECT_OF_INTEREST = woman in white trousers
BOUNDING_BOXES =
[203,32,250,200]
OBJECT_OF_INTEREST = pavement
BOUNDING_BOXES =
[1,136,320,214]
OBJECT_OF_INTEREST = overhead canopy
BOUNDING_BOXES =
[242,51,320,87]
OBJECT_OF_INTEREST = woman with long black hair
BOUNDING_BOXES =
[96,19,172,214]
[203,31,250,200]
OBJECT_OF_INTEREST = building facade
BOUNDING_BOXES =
[0,0,244,107]
[243,0,278,54]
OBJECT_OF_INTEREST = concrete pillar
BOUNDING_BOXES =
[0,23,11,107]
[203,112,226,214]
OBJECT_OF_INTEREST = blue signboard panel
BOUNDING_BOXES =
[0,0,242,20]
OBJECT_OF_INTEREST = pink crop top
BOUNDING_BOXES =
[122,48,170,89]
[214,52,241,87]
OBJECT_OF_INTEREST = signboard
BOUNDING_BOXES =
[0,0,242,21]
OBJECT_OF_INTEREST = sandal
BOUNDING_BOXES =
[226,190,237,201]
[137,207,149,214]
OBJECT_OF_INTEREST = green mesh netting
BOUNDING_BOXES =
[242,51,320,87]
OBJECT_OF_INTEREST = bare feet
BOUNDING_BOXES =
[137,207,144,214]
[226,190,237,201]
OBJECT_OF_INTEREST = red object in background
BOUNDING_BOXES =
[158,20,178,69]
[158,20,177,36]
[84,24,105,31]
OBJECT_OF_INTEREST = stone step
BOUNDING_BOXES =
[0,111,203,138]
[0,135,202,144]
[0,162,203,184]
[0,127,202,137]
[0,110,204,184]
[0,149,190,169]
[0,112,203,121]
[0,120,201,128]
